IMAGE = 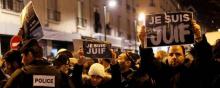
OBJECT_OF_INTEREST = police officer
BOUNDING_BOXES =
[3,39,75,88]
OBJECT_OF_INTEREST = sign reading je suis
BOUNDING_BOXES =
[145,12,194,47]
[73,39,112,59]
[83,40,112,58]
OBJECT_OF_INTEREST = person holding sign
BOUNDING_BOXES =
[72,48,121,88]
[114,50,156,88]
[138,20,213,88]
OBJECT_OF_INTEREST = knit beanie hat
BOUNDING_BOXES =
[88,63,105,78]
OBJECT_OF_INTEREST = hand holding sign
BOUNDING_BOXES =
[110,49,117,65]
[77,48,86,65]
[138,26,146,48]
[192,20,202,42]
[73,39,112,59]
[145,12,194,47]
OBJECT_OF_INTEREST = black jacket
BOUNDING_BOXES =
[0,69,7,88]
[139,35,213,88]
[3,59,75,88]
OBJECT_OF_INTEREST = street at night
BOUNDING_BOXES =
[0,0,220,88]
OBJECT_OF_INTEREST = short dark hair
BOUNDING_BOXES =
[3,50,22,67]
[54,50,72,66]
[54,54,70,66]
[20,39,43,58]
[57,50,73,58]
[125,52,137,70]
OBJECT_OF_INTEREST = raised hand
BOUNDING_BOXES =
[137,26,146,48]
[192,20,202,42]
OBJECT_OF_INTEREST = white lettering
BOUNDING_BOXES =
[149,16,162,25]
[165,15,171,23]
[163,25,174,44]
[179,23,190,42]
[164,13,190,23]
[155,16,161,24]
[87,48,106,54]
[150,26,162,45]
[150,24,190,45]
[149,16,155,25]
[171,15,179,23]
[183,14,190,22]
[33,75,55,87]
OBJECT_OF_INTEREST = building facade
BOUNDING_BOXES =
[0,0,181,56]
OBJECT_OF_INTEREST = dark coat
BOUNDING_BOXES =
[0,69,7,88]
[139,35,213,88]
[3,59,75,88]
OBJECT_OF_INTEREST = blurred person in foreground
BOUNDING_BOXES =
[0,55,6,88]
[117,51,156,88]
[4,39,75,88]
[73,48,121,88]
[0,50,22,88]
[210,39,220,88]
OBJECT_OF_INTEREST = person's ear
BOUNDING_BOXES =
[28,52,33,59]
[125,60,131,66]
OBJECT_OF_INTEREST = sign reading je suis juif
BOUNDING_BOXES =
[83,40,112,58]
[74,39,112,59]
[145,12,194,47]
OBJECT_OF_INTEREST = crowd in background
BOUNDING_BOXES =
[0,21,220,88]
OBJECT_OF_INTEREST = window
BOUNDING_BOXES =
[77,0,87,27]
[149,0,155,7]
[0,35,11,55]
[127,33,131,40]
[47,0,60,21]
[126,0,130,13]
[118,31,122,37]
[94,9,101,33]
[127,19,131,40]
[1,0,24,12]
[117,16,121,36]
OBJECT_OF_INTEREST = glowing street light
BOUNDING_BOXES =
[104,0,117,41]
[138,12,146,26]
[108,0,117,8]
[138,12,145,22]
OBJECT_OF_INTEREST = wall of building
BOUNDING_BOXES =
[136,0,179,14]
[0,8,20,35]
[0,0,182,54]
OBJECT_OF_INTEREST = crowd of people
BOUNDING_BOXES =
[0,20,220,88]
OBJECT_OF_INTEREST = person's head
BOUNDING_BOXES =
[3,50,22,75]
[88,63,106,86]
[167,45,185,67]
[54,49,72,74]
[57,48,73,58]
[117,52,136,72]
[20,39,43,65]
[155,50,167,61]
[100,59,110,69]
[54,54,70,74]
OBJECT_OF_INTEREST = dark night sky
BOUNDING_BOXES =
[178,0,220,32]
